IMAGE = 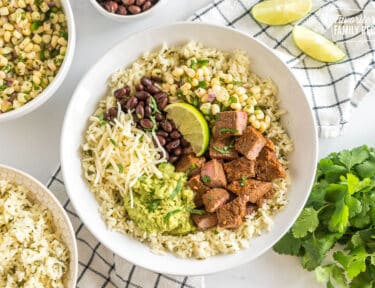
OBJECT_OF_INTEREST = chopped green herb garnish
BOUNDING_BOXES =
[219,77,225,82]
[97,114,107,126]
[59,31,68,40]
[190,96,200,107]
[185,164,197,176]
[40,50,46,61]
[190,209,205,215]
[109,138,118,146]
[31,20,42,31]
[231,81,243,85]
[0,85,7,91]
[50,49,59,58]
[240,176,247,187]
[213,145,230,155]
[163,209,182,223]
[198,81,208,88]
[201,175,211,183]
[229,96,238,103]
[219,127,239,134]
[150,115,157,132]
[50,6,60,13]
[105,163,111,169]
[117,164,124,173]
[190,59,197,70]
[35,0,42,5]
[149,96,160,114]
[147,199,161,212]
[197,59,209,67]
[170,176,183,199]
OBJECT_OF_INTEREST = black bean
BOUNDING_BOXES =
[141,77,152,87]
[173,147,182,156]
[135,104,144,119]
[128,4,141,13]
[108,107,118,118]
[122,0,135,5]
[104,1,118,12]
[140,119,153,129]
[116,5,127,15]
[170,130,181,139]
[135,83,144,91]
[145,96,152,106]
[114,87,128,99]
[126,97,138,109]
[144,106,152,118]
[169,156,179,164]
[135,91,150,100]
[136,0,146,6]
[170,121,176,130]
[150,75,162,83]
[161,121,173,133]
[180,138,190,148]
[157,97,168,110]
[142,0,152,10]
[157,135,166,146]
[103,112,111,121]
[156,130,168,138]
[155,113,164,122]
[154,92,168,101]
[119,99,128,112]
[166,139,180,151]
[146,84,160,95]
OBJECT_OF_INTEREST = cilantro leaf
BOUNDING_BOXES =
[338,146,369,171]
[292,208,319,238]
[328,200,349,233]
[273,231,302,256]
[356,157,375,178]
[334,246,368,279]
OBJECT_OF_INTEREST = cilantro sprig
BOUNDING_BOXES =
[274,145,375,287]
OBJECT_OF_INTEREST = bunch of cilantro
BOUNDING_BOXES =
[274,145,375,288]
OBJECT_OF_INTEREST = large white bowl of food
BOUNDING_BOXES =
[0,0,75,122]
[0,164,78,287]
[61,22,318,275]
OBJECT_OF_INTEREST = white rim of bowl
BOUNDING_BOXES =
[0,0,76,123]
[0,164,78,286]
[61,21,318,276]
[89,0,163,20]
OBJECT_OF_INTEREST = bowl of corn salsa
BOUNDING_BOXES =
[0,0,75,122]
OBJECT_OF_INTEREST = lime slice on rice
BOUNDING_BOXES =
[293,26,346,63]
[251,0,312,26]
[165,103,210,157]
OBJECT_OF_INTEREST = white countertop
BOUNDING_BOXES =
[0,1,374,287]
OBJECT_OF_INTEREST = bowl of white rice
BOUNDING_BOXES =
[61,22,318,275]
[0,164,78,287]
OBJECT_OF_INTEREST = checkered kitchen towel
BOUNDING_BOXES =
[191,0,375,138]
[47,168,204,288]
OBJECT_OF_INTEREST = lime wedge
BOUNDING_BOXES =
[165,103,210,157]
[251,0,312,25]
[293,26,346,63]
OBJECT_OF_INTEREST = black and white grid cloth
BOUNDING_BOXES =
[191,0,375,138]
[49,1,375,287]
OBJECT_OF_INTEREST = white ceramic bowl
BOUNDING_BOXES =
[0,164,78,287]
[61,22,318,276]
[89,0,166,22]
[0,0,76,123]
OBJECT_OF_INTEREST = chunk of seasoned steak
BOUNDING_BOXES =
[202,188,230,212]
[217,197,247,229]
[191,213,218,230]
[255,148,286,181]
[223,157,255,182]
[264,137,276,152]
[256,188,275,207]
[209,137,238,160]
[235,126,266,160]
[201,159,227,188]
[227,179,273,204]
[187,174,210,207]
[175,154,206,177]
[213,111,248,139]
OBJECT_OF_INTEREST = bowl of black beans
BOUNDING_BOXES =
[90,0,163,21]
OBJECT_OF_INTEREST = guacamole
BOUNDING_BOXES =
[124,163,196,235]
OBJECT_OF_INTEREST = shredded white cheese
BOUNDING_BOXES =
[82,107,167,208]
